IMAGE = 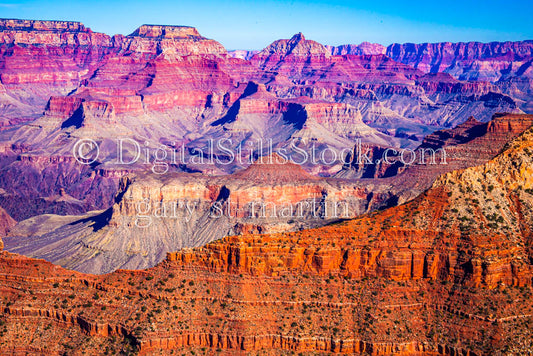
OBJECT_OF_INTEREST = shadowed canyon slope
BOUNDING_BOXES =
[337,114,533,199]
[5,114,533,274]
[3,154,393,274]
[0,120,533,354]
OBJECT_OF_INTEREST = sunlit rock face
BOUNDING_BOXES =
[0,20,527,228]
[1,123,533,354]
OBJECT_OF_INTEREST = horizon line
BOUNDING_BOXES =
[1,17,532,51]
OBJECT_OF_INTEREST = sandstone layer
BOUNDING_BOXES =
[4,154,394,274]
[0,124,532,354]
[6,114,533,275]
[0,20,529,226]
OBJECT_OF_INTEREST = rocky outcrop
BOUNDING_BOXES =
[6,112,532,275]
[1,125,533,354]
[122,24,227,56]
[209,81,391,167]
[130,25,201,39]
[0,19,112,87]
[1,249,506,354]
[167,120,533,289]
[338,114,533,204]
[384,41,533,114]
[4,153,395,274]
[254,32,330,60]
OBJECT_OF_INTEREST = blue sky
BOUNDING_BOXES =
[0,0,531,49]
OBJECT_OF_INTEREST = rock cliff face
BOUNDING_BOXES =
[206,81,392,171]
[329,42,387,56]
[0,19,236,221]
[0,19,529,225]
[253,32,331,65]
[0,125,532,354]
[385,41,533,115]
[4,154,396,274]
[337,114,533,205]
[5,110,532,275]
[130,25,201,39]
[386,40,533,81]
[0,19,228,122]
[168,125,533,287]
[0,152,123,221]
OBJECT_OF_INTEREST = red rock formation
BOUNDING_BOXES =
[386,40,533,81]
[4,152,392,274]
[231,152,318,183]
[169,119,533,286]
[1,125,533,354]
[0,19,113,86]
[329,42,387,56]
[130,25,201,39]
[416,73,498,96]
[338,114,533,205]
[0,19,233,123]
[0,20,527,278]
[0,19,527,128]
[0,19,243,222]
[254,32,330,60]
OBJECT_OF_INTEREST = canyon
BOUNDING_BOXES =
[5,113,533,274]
[3,154,391,274]
[0,121,532,354]
[0,17,532,355]
[0,18,530,225]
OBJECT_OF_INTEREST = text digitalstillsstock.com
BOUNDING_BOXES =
[73,138,448,174]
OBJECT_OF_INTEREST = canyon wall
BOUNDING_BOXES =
[1,124,533,354]
[0,20,529,225]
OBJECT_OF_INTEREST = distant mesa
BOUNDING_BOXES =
[232,152,319,183]
[0,19,205,40]
[227,49,259,60]
[329,41,387,56]
[129,24,203,39]
[0,18,88,32]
